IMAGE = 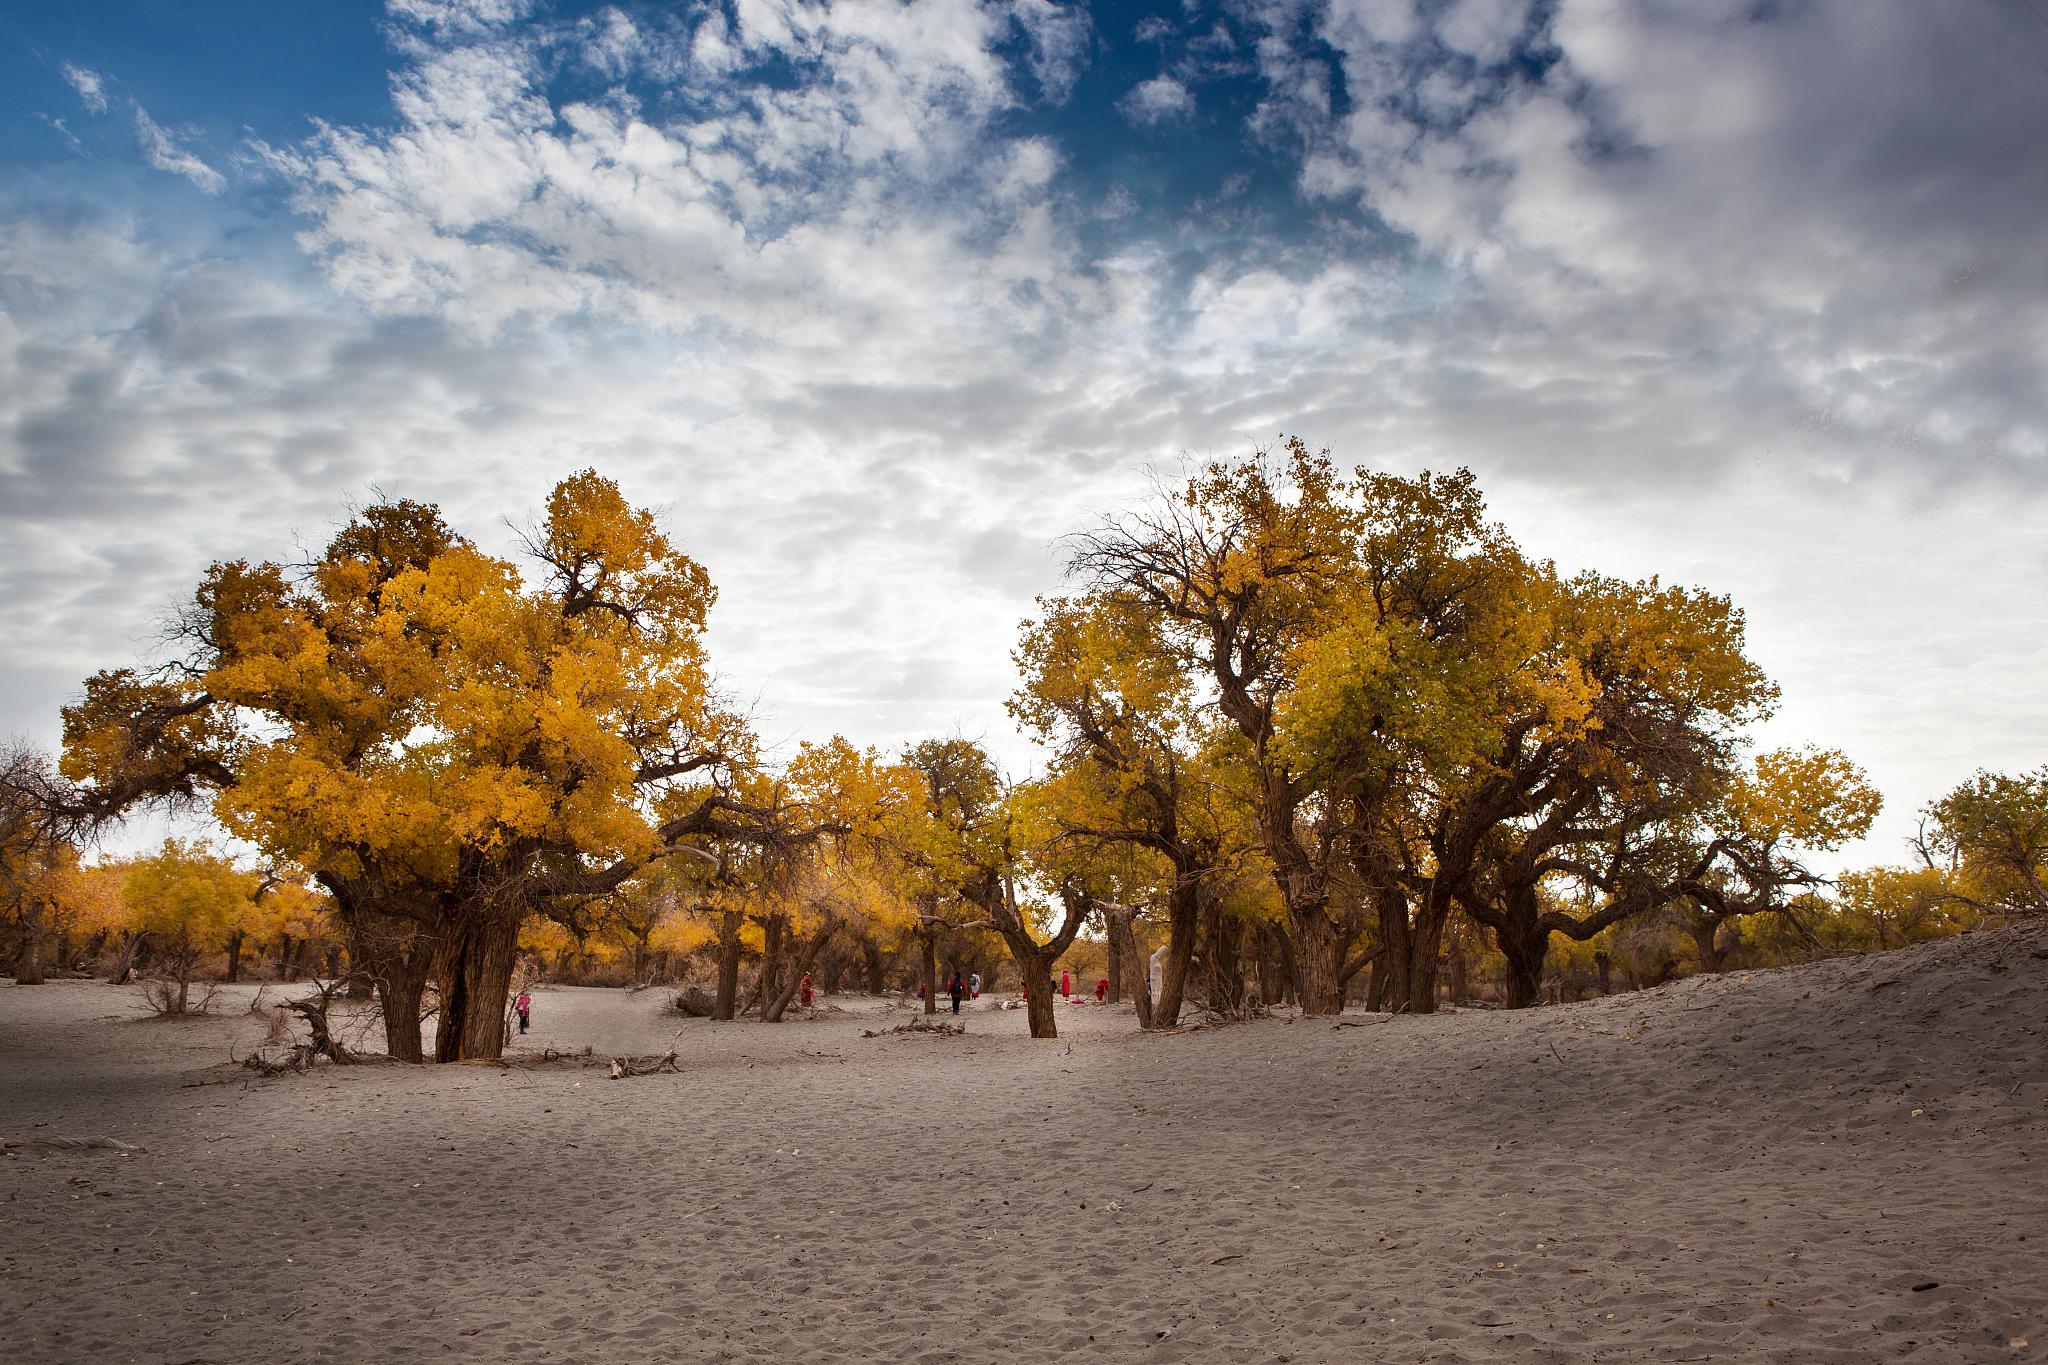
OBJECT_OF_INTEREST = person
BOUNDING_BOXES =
[948,972,966,1014]
[514,988,532,1034]
[1095,976,1108,1003]
[969,970,981,1000]
[1060,968,1071,1000]
[799,972,814,1008]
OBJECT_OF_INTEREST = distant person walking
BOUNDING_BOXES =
[948,973,966,1014]
[969,970,981,999]
[1060,969,1071,1000]
[514,989,532,1035]
[799,972,814,1008]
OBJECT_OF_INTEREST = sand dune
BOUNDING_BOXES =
[3,924,2043,1363]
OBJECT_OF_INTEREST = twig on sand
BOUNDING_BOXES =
[608,1048,681,1079]
[2,1135,147,1155]
[863,1018,964,1038]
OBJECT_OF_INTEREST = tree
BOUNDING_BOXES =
[1070,445,1369,1015]
[121,840,253,1013]
[1,743,92,985]
[62,473,776,1060]
[1010,592,1228,1027]
[1448,570,1779,1006]
[1920,765,2048,916]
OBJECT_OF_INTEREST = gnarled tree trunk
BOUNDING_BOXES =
[433,908,521,1062]
[1291,908,1345,1016]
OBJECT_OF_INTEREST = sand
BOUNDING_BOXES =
[2,924,2044,1364]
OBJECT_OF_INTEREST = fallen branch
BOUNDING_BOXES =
[862,1018,965,1038]
[2,1135,147,1155]
[609,1049,680,1079]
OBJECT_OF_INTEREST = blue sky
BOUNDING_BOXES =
[3,0,2046,867]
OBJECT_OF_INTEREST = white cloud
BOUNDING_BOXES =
[3,0,2046,875]
[59,63,108,113]
[1118,73,1195,127]
[132,106,225,193]
[1434,0,1531,66]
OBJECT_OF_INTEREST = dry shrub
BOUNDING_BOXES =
[139,979,222,1017]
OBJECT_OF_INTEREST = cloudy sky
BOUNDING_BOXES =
[3,0,2044,867]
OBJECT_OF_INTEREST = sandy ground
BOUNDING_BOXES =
[2,925,2044,1364]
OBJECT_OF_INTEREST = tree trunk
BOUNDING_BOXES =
[755,914,788,1018]
[1205,906,1246,1013]
[377,946,428,1063]
[109,931,148,985]
[1105,922,1125,1004]
[1690,917,1728,973]
[13,896,47,984]
[713,909,743,1021]
[1403,891,1454,1015]
[1152,879,1200,1027]
[1498,916,1549,1010]
[1272,924,1300,1008]
[1255,922,1278,1009]
[760,922,838,1023]
[920,927,938,1015]
[1104,906,1152,1028]
[1371,891,1411,1013]
[433,909,521,1062]
[224,929,244,984]
[1291,908,1345,1016]
[860,937,887,994]
[1595,950,1612,996]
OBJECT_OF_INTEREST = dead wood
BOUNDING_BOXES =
[608,1049,681,1079]
[862,1018,965,1038]
[670,986,716,1018]
[2,1135,147,1154]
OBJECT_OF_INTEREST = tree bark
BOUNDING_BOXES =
[1104,905,1152,1028]
[1151,877,1200,1026]
[860,936,887,994]
[1015,949,1057,1038]
[433,908,521,1062]
[13,896,46,984]
[713,909,743,1021]
[1291,909,1345,1016]
[1498,915,1549,1010]
[224,929,244,984]
[920,926,938,1015]
[1205,906,1246,1013]
[1370,891,1410,1013]
[755,913,789,1018]
[1692,918,1729,972]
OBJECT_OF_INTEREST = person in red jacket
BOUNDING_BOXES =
[799,972,814,1008]
[1060,968,1071,1000]
[514,989,532,1034]
[1095,976,1108,1003]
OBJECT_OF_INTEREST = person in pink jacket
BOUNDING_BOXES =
[514,989,532,1034]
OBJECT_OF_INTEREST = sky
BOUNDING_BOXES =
[2,0,2045,870]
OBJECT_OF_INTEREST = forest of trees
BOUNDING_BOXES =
[4,449,2043,1057]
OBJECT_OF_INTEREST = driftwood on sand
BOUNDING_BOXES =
[862,1018,964,1038]
[2,1135,147,1155]
[609,1049,681,1079]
